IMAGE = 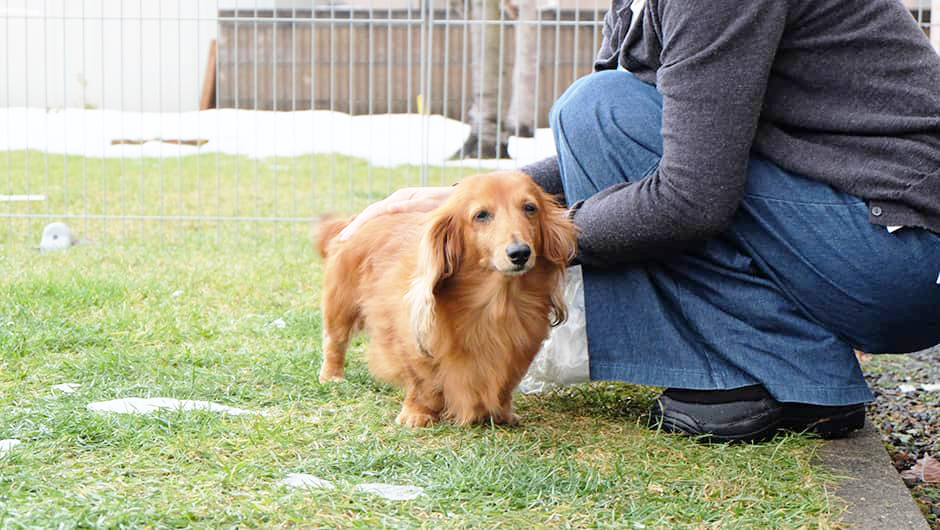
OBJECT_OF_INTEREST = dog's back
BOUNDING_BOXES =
[316,212,428,388]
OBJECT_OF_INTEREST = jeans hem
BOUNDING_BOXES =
[589,360,874,406]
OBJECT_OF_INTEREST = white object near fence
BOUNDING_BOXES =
[0,1,936,241]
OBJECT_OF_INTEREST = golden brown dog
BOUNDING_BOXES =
[316,171,577,427]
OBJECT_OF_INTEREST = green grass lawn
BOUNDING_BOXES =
[0,150,474,245]
[0,152,842,528]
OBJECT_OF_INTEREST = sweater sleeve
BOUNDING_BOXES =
[572,0,789,267]
[520,156,564,198]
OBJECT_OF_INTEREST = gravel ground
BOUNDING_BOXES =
[863,344,940,529]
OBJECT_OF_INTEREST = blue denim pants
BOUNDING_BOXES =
[550,70,940,405]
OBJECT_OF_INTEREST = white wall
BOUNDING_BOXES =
[933,0,940,52]
[0,0,217,112]
[2,0,936,112]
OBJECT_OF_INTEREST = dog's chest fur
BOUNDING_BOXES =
[428,263,555,414]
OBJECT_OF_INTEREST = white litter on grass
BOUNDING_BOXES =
[87,398,261,416]
[900,383,940,393]
[0,107,558,169]
[355,483,426,501]
[171,290,184,298]
[0,439,21,454]
[38,222,74,252]
[269,318,287,329]
[52,383,79,394]
[276,475,425,500]
[0,194,46,201]
[278,473,336,490]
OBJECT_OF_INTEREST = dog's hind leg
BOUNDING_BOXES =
[318,281,359,383]
[319,332,350,383]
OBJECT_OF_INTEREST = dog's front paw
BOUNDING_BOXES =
[488,402,521,426]
[395,409,436,428]
[493,411,521,426]
[318,365,345,383]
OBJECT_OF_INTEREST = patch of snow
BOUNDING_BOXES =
[0,194,46,201]
[278,473,336,490]
[86,397,261,416]
[355,483,425,501]
[0,439,21,454]
[0,107,558,169]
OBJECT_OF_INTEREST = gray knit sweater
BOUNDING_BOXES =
[523,0,940,267]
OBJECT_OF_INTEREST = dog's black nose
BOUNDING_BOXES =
[506,243,531,266]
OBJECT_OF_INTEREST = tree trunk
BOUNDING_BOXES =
[452,0,510,159]
[506,0,537,137]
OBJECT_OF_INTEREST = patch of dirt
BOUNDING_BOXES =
[863,345,940,529]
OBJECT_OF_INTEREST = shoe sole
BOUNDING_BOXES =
[781,405,866,439]
[649,399,866,444]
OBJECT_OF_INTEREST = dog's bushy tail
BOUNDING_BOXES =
[315,216,351,259]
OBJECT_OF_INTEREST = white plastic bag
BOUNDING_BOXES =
[517,265,590,394]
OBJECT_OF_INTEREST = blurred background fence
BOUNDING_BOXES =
[215,6,599,124]
[0,0,938,244]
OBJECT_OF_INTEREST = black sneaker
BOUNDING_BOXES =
[780,401,866,439]
[647,384,865,443]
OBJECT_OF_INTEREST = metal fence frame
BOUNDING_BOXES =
[1,1,938,242]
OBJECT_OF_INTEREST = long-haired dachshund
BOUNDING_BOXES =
[316,171,577,427]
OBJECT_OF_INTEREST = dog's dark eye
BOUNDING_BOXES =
[474,210,492,223]
[523,203,538,216]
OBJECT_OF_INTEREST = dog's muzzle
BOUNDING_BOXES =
[506,242,532,272]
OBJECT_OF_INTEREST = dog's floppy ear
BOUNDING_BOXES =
[407,208,462,355]
[538,193,578,327]
[539,193,578,268]
[419,208,462,284]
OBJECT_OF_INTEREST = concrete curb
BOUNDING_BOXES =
[818,421,928,529]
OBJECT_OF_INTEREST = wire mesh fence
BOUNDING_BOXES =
[1,0,938,245]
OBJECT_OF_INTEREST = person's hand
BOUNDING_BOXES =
[338,186,455,240]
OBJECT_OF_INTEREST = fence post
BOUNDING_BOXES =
[420,0,433,186]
